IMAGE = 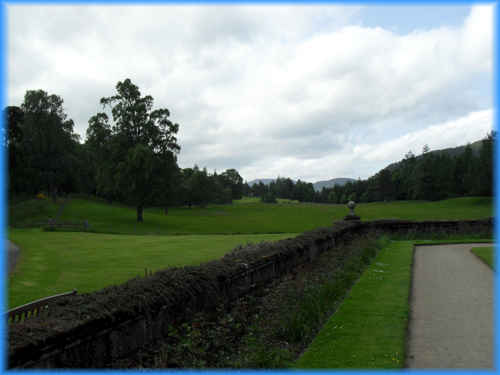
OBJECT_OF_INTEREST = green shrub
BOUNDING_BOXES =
[261,192,277,203]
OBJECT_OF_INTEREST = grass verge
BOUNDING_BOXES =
[413,239,494,245]
[471,246,495,270]
[8,229,295,308]
[294,241,413,369]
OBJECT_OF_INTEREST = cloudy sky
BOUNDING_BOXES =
[7,4,494,182]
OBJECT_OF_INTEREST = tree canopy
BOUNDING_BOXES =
[88,79,181,222]
[6,91,80,198]
[6,83,494,219]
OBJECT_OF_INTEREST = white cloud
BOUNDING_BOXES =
[461,5,494,71]
[239,110,493,182]
[362,109,493,162]
[7,4,493,182]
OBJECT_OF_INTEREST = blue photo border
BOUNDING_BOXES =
[0,2,497,374]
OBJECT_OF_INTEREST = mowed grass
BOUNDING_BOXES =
[8,229,295,308]
[7,195,494,367]
[471,246,495,270]
[7,196,492,310]
[11,196,492,235]
[294,241,414,369]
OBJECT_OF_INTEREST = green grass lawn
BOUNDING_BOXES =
[294,241,414,369]
[7,195,492,307]
[7,193,494,368]
[8,229,295,308]
[471,246,495,270]
[10,196,493,235]
[293,238,494,369]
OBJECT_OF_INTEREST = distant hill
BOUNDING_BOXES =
[313,178,356,191]
[384,139,484,172]
[247,177,356,191]
[247,178,278,186]
[247,140,485,192]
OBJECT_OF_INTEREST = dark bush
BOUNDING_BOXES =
[261,192,277,203]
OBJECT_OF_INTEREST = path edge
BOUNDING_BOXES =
[403,244,417,368]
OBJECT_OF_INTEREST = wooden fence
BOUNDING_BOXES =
[43,219,89,231]
[7,290,77,323]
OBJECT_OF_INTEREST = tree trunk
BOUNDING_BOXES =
[137,205,143,222]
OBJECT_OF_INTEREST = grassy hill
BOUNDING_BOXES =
[384,139,484,172]
[8,196,493,235]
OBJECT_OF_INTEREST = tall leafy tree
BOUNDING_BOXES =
[252,181,268,197]
[183,166,212,207]
[5,106,25,195]
[93,79,180,222]
[209,171,232,204]
[478,131,495,196]
[414,152,436,200]
[293,180,315,202]
[376,168,393,201]
[459,144,476,195]
[86,113,122,202]
[14,90,79,197]
[220,168,244,200]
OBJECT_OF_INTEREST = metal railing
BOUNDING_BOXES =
[7,290,77,323]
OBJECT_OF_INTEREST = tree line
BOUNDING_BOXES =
[250,136,494,205]
[315,138,494,204]
[6,78,494,223]
[6,79,246,222]
[249,178,316,203]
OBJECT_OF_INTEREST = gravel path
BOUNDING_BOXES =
[406,243,493,369]
[7,240,20,275]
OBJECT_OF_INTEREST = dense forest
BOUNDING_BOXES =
[6,79,495,222]
[251,133,494,204]
[311,137,494,204]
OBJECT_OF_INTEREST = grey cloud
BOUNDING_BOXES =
[7,5,493,182]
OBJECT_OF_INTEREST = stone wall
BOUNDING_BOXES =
[8,218,493,368]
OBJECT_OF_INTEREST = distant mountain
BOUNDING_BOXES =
[247,178,278,186]
[247,177,356,191]
[313,178,356,192]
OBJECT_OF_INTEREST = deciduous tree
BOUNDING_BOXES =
[93,79,180,222]
[14,90,79,198]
